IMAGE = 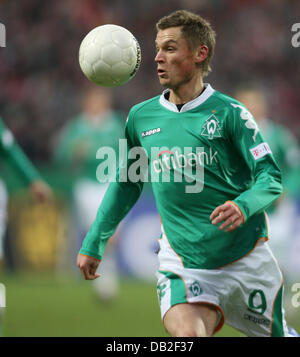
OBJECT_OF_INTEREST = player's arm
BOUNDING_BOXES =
[77,111,144,275]
[79,175,143,260]
[0,118,52,202]
[211,104,282,231]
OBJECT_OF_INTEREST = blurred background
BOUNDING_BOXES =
[0,0,299,337]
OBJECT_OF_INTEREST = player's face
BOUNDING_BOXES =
[155,27,197,89]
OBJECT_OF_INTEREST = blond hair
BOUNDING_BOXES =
[156,10,216,77]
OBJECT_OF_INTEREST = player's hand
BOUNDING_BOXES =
[30,180,53,203]
[77,253,101,280]
[210,201,244,232]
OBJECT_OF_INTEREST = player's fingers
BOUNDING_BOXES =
[81,267,97,280]
[225,217,244,232]
[88,265,100,280]
[91,273,101,280]
[210,201,235,220]
[79,266,89,280]
[210,204,226,220]
[211,206,235,225]
[219,213,240,230]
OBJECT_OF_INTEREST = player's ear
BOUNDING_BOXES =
[194,44,208,64]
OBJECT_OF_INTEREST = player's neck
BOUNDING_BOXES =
[169,77,204,105]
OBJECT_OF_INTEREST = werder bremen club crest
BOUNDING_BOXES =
[201,114,222,140]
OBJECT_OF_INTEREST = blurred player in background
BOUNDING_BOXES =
[234,84,300,207]
[77,10,298,336]
[235,85,300,315]
[0,117,52,267]
[54,86,124,301]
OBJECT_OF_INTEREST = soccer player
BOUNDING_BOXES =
[77,10,297,337]
[54,86,124,301]
[0,116,52,265]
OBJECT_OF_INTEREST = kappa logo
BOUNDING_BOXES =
[231,103,259,142]
[141,127,161,138]
[201,115,222,140]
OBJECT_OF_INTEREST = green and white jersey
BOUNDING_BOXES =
[0,117,41,185]
[80,84,282,269]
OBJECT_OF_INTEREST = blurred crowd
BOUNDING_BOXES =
[0,0,299,164]
[0,0,299,313]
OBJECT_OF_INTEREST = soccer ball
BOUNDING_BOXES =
[79,24,141,87]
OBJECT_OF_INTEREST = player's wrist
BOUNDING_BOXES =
[79,249,102,261]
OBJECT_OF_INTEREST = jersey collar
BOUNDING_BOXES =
[159,83,215,113]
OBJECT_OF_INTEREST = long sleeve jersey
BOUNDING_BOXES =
[80,84,282,269]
